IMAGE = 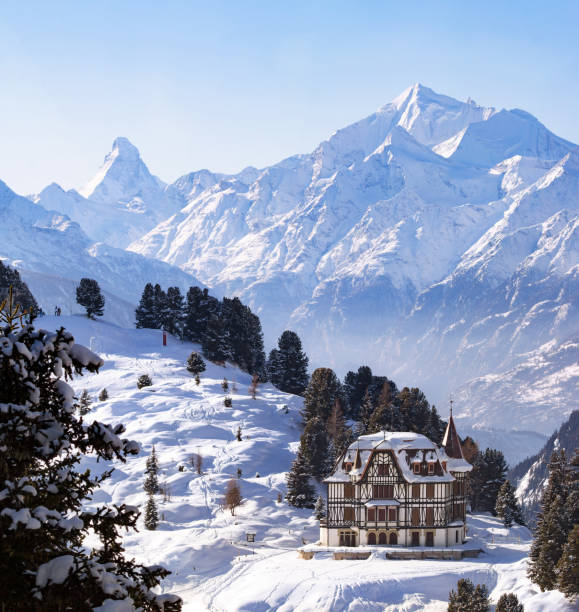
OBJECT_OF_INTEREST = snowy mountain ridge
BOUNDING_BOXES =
[124,84,577,445]
[0,178,203,326]
[9,83,579,456]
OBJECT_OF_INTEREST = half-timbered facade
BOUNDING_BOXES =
[320,420,472,548]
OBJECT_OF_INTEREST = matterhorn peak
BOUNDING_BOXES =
[79,136,159,203]
[110,136,140,161]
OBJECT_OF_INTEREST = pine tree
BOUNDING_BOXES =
[152,284,168,329]
[286,449,316,509]
[98,388,109,401]
[302,368,343,424]
[202,314,231,364]
[556,523,578,603]
[448,578,490,612]
[135,283,157,329]
[473,448,507,513]
[236,426,242,441]
[495,480,525,527]
[343,366,373,420]
[0,316,180,610]
[186,351,206,375]
[266,348,282,388]
[144,446,160,495]
[165,286,185,337]
[358,388,374,434]
[495,593,524,612]
[270,330,309,395]
[78,389,92,416]
[528,450,572,591]
[327,399,352,463]
[144,493,159,530]
[314,495,326,520]
[76,277,105,318]
[299,416,331,479]
[0,262,40,320]
[224,479,242,515]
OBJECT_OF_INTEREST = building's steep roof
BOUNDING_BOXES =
[442,414,464,459]
[325,431,458,484]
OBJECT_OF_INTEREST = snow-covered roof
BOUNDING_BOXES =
[326,430,472,484]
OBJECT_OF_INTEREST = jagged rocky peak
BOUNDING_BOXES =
[79,136,163,204]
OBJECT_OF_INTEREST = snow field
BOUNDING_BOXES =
[49,316,572,611]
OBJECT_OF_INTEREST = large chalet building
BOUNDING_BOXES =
[320,414,472,548]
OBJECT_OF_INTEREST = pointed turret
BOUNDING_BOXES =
[442,402,465,460]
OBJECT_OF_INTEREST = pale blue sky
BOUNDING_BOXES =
[1,1,577,194]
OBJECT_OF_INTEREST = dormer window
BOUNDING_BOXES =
[442,461,447,471]
[428,463,435,475]
[345,462,352,473]
[413,463,420,474]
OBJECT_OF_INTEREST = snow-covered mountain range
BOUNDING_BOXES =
[0,178,202,327]
[3,83,577,458]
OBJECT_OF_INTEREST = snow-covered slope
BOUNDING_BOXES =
[51,315,572,612]
[124,84,577,447]
[0,179,203,323]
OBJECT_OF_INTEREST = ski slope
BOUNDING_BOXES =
[44,315,572,611]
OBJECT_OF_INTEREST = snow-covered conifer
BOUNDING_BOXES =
[76,277,105,318]
[135,282,157,329]
[144,493,159,530]
[495,593,524,612]
[98,388,109,401]
[270,330,309,396]
[286,449,316,509]
[556,523,578,602]
[186,351,206,375]
[495,480,525,527]
[314,495,326,520]
[448,578,489,611]
[0,314,180,610]
[78,389,92,416]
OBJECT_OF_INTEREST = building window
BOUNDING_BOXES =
[455,530,459,543]
[389,532,398,545]
[368,532,376,545]
[411,508,420,526]
[411,531,419,546]
[412,484,420,498]
[426,507,434,525]
[344,483,355,498]
[413,463,420,474]
[426,484,434,499]
[368,508,376,521]
[344,507,355,522]
[339,530,356,547]
[378,508,386,522]
[373,484,394,499]
[442,461,447,471]
[345,463,352,472]
[428,462,435,475]
[378,532,387,545]
[388,507,397,521]
[377,464,388,476]
[426,532,434,547]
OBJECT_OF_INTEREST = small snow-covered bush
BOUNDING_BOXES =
[224,396,232,407]
[98,388,109,401]
[137,374,153,389]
